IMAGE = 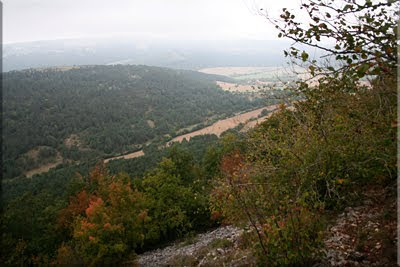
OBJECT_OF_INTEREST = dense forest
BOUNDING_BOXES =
[1,0,397,266]
[3,65,272,179]
[1,131,244,265]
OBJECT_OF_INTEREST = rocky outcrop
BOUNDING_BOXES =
[321,186,397,266]
[137,225,246,266]
[134,186,396,267]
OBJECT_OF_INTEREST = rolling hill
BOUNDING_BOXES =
[3,64,269,179]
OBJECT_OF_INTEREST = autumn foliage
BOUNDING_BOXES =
[210,0,397,265]
[55,165,148,265]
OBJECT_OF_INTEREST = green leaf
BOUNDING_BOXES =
[357,63,370,77]
[309,65,316,75]
[301,51,309,62]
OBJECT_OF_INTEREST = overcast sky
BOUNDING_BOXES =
[3,0,300,44]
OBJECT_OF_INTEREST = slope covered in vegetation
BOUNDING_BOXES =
[3,65,269,179]
[1,0,397,266]
[210,0,398,265]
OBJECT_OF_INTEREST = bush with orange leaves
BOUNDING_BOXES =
[57,164,149,266]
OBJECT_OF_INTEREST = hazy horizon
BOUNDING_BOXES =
[3,0,299,44]
[2,0,309,72]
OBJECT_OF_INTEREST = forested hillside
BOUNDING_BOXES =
[1,0,397,266]
[3,65,267,179]
[1,131,246,266]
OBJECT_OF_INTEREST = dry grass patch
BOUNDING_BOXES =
[104,150,145,163]
[147,120,155,128]
[216,81,260,92]
[168,105,278,145]
[199,67,279,76]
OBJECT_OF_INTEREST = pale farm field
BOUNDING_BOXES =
[167,105,279,145]
[25,150,63,178]
[104,150,145,163]
[216,81,260,92]
[199,66,284,76]
[104,105,281,163]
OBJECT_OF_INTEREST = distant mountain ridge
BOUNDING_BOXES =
[3,38,289,71]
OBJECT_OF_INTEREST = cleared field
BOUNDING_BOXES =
[103,104,282,163]
[240,105,295,132]
[199,67,281,76]
[240,115,271,132]
[25,151,63,178]
[167,105,279,145]
[202,66,302,92]
[200,66,300,80]
[36,66,81,72]
[216,81,259,92]
[200,66,304,93]
[25,160,62,178]
[104,150,145,163]
[64,134,83,148]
